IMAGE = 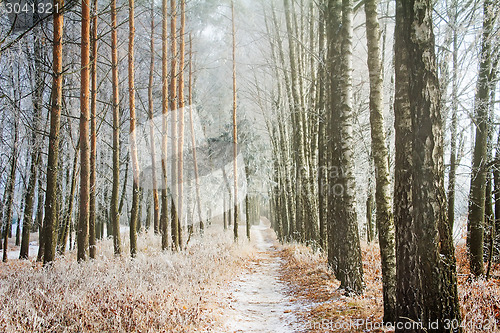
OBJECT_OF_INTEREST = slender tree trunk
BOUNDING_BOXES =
[177,0,186,248]
[232,0,239,241]
[148,0,160,235]
[128,0,139,258]
[245,165,250,240]
[160,0,169,250]
[20,29,45,259]
[364,0,396,321]
[110,0,122,256]
[36,173,45,260]
[447,3,459,230]
[317,5,327,251]
[468,0,496,277]
[188,34,203,233]
[42,0,64,265]
[89,0,98,259]
[2,108,19,262]
[169,0,179,250]
[78,0,91,262]
[58,144,79,255]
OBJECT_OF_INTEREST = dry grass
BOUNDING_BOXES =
[0,226,255,333]
[279,242,500,333]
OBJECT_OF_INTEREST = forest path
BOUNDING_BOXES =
[224,220,304,333]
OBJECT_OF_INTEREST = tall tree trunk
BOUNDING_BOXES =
[110,0,122,256]
[447,3,459,230]
[177,0,186,248]
[170,0,179,250]
[78,0,91,262]
[2,106,19,262]
[393,0,421,325]
[20,28,45,259]
[89,0,98,259]
[317,5,327,251]
[364,0,396,321]
[395,0,461,329]
[188,34,203,233]
[148,0,160,235]
[467,0,497,277]
[128,0,139,258]
[231,0,239,241]
[326,0,364,294]
[160,0,169,250]
[42,0,64,265]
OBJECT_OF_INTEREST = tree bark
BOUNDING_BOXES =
[160,0,169,250]
[177,0,186,248]
[468,0,496,277]
[364,0,396,321]
[188,34,203,233]
[326,0,364,294]
[128,0,139,258]
[231,0,239,241]
[2,105,19,262]
[89,0,98,259]
[78,0,91,262]
[395,0,462,329]
[110,0,122,256]
[148,0,160,235]
[42,0,64,265]
[170,0,179,250]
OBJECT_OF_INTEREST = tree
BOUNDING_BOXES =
[188,34,203,233]
[110,0,122,256]
[231,0,239,241]
[88,0,98,260]
[364,0,396,321]
[177,0,186,247]
[148,0,160,235]
[128,0,139,257]
[467,0,498,277]
[2,91,20,262]
[42,0,65,265]
[170,0,179,250]
[326,0,364,294]
[160,0,169,250]
[394,0,461,329]
[20,44,42,259]
[78,0,91,262]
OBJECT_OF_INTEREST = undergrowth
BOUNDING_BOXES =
[0,226,254,333]
[279,242,500,333]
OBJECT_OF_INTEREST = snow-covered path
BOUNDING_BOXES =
[224,221,303,333]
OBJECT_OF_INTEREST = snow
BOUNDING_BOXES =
[224,220,303,332]
[6,243,39,260]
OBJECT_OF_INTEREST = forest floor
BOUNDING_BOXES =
[276,239,500,333]
[222,219,305,332]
